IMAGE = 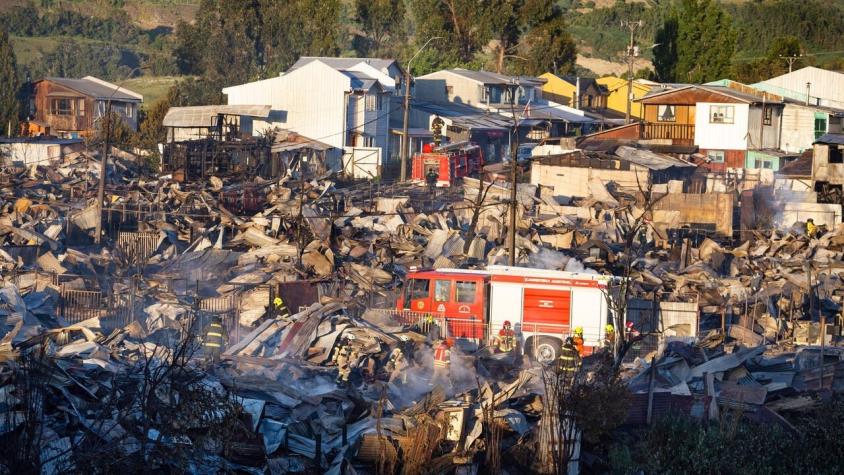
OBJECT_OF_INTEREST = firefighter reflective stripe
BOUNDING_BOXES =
[204,323,225,349]
[558,347,579,373]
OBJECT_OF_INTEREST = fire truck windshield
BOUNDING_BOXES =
[405,279,430,306]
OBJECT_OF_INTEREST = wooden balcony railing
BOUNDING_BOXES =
[643,123,695,142]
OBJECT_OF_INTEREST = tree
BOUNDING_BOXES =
[355,0,405,57]
[652,15,679,82]
[520,16,576,76]
[654,0,735,83]
[675,0,736,83]
[0,29,20,135]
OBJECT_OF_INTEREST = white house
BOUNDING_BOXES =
[754,66,844,110]
[223,60,394,176]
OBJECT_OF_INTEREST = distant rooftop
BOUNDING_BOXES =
[36,76,143,102]
[289,57,400,73]
[434,68,545,87]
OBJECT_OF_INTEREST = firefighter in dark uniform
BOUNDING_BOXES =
[431,116,445,146]
[557,337,580,382]
[426,167,439,194]
[202,315,227,362]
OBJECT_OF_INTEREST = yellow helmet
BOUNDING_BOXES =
[605,324,614,332]
[574,326,584,335]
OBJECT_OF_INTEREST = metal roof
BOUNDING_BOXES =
[411,100,512,131]
[815,133,844,145]
[341,71,380,91]
[163,105,272,128]
[289,57,400,74]
[640,84,782,104]
[271,129,334,152]
[522,103,595,124]
[37,76,142,102]
[440,69,545,87]
[614,145,696,170]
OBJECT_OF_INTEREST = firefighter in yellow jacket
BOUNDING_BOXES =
[202,315,227,362]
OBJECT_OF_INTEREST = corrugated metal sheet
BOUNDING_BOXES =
[163,105,271,127]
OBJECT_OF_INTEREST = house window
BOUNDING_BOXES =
[50,98,73,116]
[455,281,477,303]
[763,106,772,126]
[707,150,725,163]
[78,99,85,117]
[709,105,734,124]
[754,159,773,169]
[484,86,503,104]
[815,117,828,140]
[365,95,377,112]
[657,105,676,122]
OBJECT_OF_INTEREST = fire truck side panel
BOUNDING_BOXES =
[570,288,608,348]
[488,282,523,331]
[522,288,572,332]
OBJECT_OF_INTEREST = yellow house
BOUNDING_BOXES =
[595,76,657,119]
[539,73,608,110]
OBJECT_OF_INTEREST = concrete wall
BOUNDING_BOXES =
[653,193,735,236]
[695,102,750,150]
[0,142,84,166]
[779,202,842,228]
[530,163,649,200]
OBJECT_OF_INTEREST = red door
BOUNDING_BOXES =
[437,277,485,339]
[522,287,571,334]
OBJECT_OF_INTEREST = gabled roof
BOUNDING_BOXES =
[639,84,782,105]
[558,75,609,95]
[289,57,401,74]
[341,70,382,92]
[36,76,143,102]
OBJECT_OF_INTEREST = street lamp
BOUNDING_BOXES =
[400,36,442,182]
[95,66,147,244]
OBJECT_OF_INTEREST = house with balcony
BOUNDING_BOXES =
[595,76,658,120]
[223,59,396,176]
[414,68,596,144]
[637,84,784,171]
[30,76,143,138]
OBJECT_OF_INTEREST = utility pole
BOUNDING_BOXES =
[507,82,519,266]
[95,100,112,245]
[621,19,642,124]
[95,66,146,245]
[779,53,803,73]
[400,37,441,182]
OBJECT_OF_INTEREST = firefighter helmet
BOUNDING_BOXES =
[605,324,614,332]
[574,326,584,335]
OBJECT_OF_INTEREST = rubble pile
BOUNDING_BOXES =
[6,140,844,473]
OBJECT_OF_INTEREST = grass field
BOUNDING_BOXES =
[119,75,183,107]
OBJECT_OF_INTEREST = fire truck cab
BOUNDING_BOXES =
[397,265,613,362]
[411,141,484,187]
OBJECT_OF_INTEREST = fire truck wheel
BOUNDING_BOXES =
[531,336,562,364]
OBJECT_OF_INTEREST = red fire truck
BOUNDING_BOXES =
[396,265,614,362]
[411,141,484,187]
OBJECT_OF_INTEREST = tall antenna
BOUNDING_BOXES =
[621,19,643,124]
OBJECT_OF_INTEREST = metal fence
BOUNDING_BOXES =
[60,288,103,323]
[116,231,160,262]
